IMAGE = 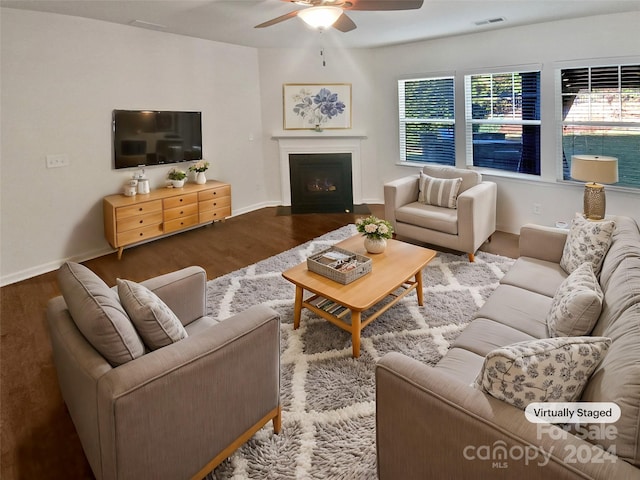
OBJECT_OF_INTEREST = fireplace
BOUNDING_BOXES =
[289,153,353,214]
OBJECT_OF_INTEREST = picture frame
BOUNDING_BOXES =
[283,83,352,130]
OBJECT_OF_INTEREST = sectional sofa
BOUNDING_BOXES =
[376,215,640,479]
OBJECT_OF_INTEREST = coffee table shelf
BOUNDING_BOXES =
[282,235,436,357]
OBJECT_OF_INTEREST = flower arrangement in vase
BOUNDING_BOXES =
[167,168,187,188]
[189,160,210,184]
[355,216,394,253]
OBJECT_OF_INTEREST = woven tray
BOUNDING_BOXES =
[307,246,372,284]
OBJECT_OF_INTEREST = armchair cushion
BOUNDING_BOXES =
[395,202,458,234]
[57,262,144,366]
[418,173,462,208]
[117,279,188,350]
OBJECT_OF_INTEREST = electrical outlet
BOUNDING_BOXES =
[533,203,542,215]
[46,154,70,168]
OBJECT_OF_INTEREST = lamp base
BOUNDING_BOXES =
[583,183,606,220]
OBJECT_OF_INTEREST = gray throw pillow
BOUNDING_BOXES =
[418,173,462,209]
[547,262,603,337]
[474,336,611,411]
[117,279,188,350]
[560,213,615,276]
[57,262,144,366]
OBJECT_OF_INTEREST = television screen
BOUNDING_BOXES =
[112,110,203,169]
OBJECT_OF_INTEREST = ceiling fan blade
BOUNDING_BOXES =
[333,13,356,32]
[346,0,423,11]
[255,10,299,28]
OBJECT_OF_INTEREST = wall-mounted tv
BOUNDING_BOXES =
[112,110,202,169]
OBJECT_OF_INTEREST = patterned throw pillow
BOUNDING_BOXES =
[560,213,615,276]
[418,173,463,209]
[117,279,188,350]
[547,262,603,337]
[474,336,611,411]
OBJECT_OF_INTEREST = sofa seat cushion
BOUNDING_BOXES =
[500,257,568,298]
[452,318,536,357]
[395,202,458,235]
[473,285,551,338]
[581,305,640,467]
[560,213,615,276]
[435,347,486,385]
[474,336,611,410]
[57,262,145,366]
[117,279,188,350]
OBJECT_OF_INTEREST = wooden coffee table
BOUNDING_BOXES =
[282,235,436,358]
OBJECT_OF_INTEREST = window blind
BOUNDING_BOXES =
[398,76,455,165]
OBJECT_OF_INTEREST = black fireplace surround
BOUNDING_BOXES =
[289,153,354,214]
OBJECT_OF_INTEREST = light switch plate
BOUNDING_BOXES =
[46,154,70,168]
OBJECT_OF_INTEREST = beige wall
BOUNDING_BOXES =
[2,8,639,284]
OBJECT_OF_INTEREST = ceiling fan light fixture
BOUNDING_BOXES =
[297,6,343,29]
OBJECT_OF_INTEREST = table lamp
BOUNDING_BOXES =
[570,155,618,220]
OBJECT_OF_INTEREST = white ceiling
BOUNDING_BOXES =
[2,0,640,49]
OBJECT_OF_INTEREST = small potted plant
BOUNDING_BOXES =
[189,160,210,184]
[355,216,394,253]
[167,168,187,188]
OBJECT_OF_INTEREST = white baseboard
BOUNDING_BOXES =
[0,200,286,287]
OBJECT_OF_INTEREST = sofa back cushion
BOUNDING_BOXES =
[421,165,481,194]
[57,262,145,366]
[581,305,640,467]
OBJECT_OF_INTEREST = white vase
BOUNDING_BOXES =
[364,237,387,254]
[171,179,185,188]
[195,171,207,185]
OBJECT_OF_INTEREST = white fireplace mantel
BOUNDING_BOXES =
[275,133,365,207]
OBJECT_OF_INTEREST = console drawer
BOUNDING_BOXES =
[198,195,231,213]
[198,186,231,202]
[163,203,198,221]
[117,223,163,246]
[200,207,231,223]
[116,200,162,220]
[117,212,163,232]
[163,193,197,210]
[164,214,199,233]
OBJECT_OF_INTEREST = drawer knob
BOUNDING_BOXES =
[139,233,143,237]
[213,203,217,206]
[180,198,183,202]
[180,210,184,214]
[139,220,143,224]
[139,207,143,211]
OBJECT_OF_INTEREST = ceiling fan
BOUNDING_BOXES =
[255,0,424,32]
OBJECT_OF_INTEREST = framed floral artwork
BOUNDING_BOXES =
[283,83,352,130]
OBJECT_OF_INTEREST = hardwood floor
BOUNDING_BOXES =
[0,205,518,480]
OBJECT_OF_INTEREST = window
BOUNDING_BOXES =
[560,64,640,189]
[465,71,541,175]
[398,76,455,165]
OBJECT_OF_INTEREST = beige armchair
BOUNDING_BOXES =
[47,264,281,480]
[384,165,496,261]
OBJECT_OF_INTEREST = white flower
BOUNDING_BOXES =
[378,224,389,235]
[355,218,363,225]
[364,224,378,234]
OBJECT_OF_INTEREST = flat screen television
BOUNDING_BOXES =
[112,110,203,169]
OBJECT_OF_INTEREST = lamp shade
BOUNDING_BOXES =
[297,6,343,29]
[571,155,619,184]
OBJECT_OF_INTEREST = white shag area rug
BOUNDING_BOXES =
[205,225,514,479]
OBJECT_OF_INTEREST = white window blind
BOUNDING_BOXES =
[465,71,541,175]
[398,76,455,165]
[560,64,640,188]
